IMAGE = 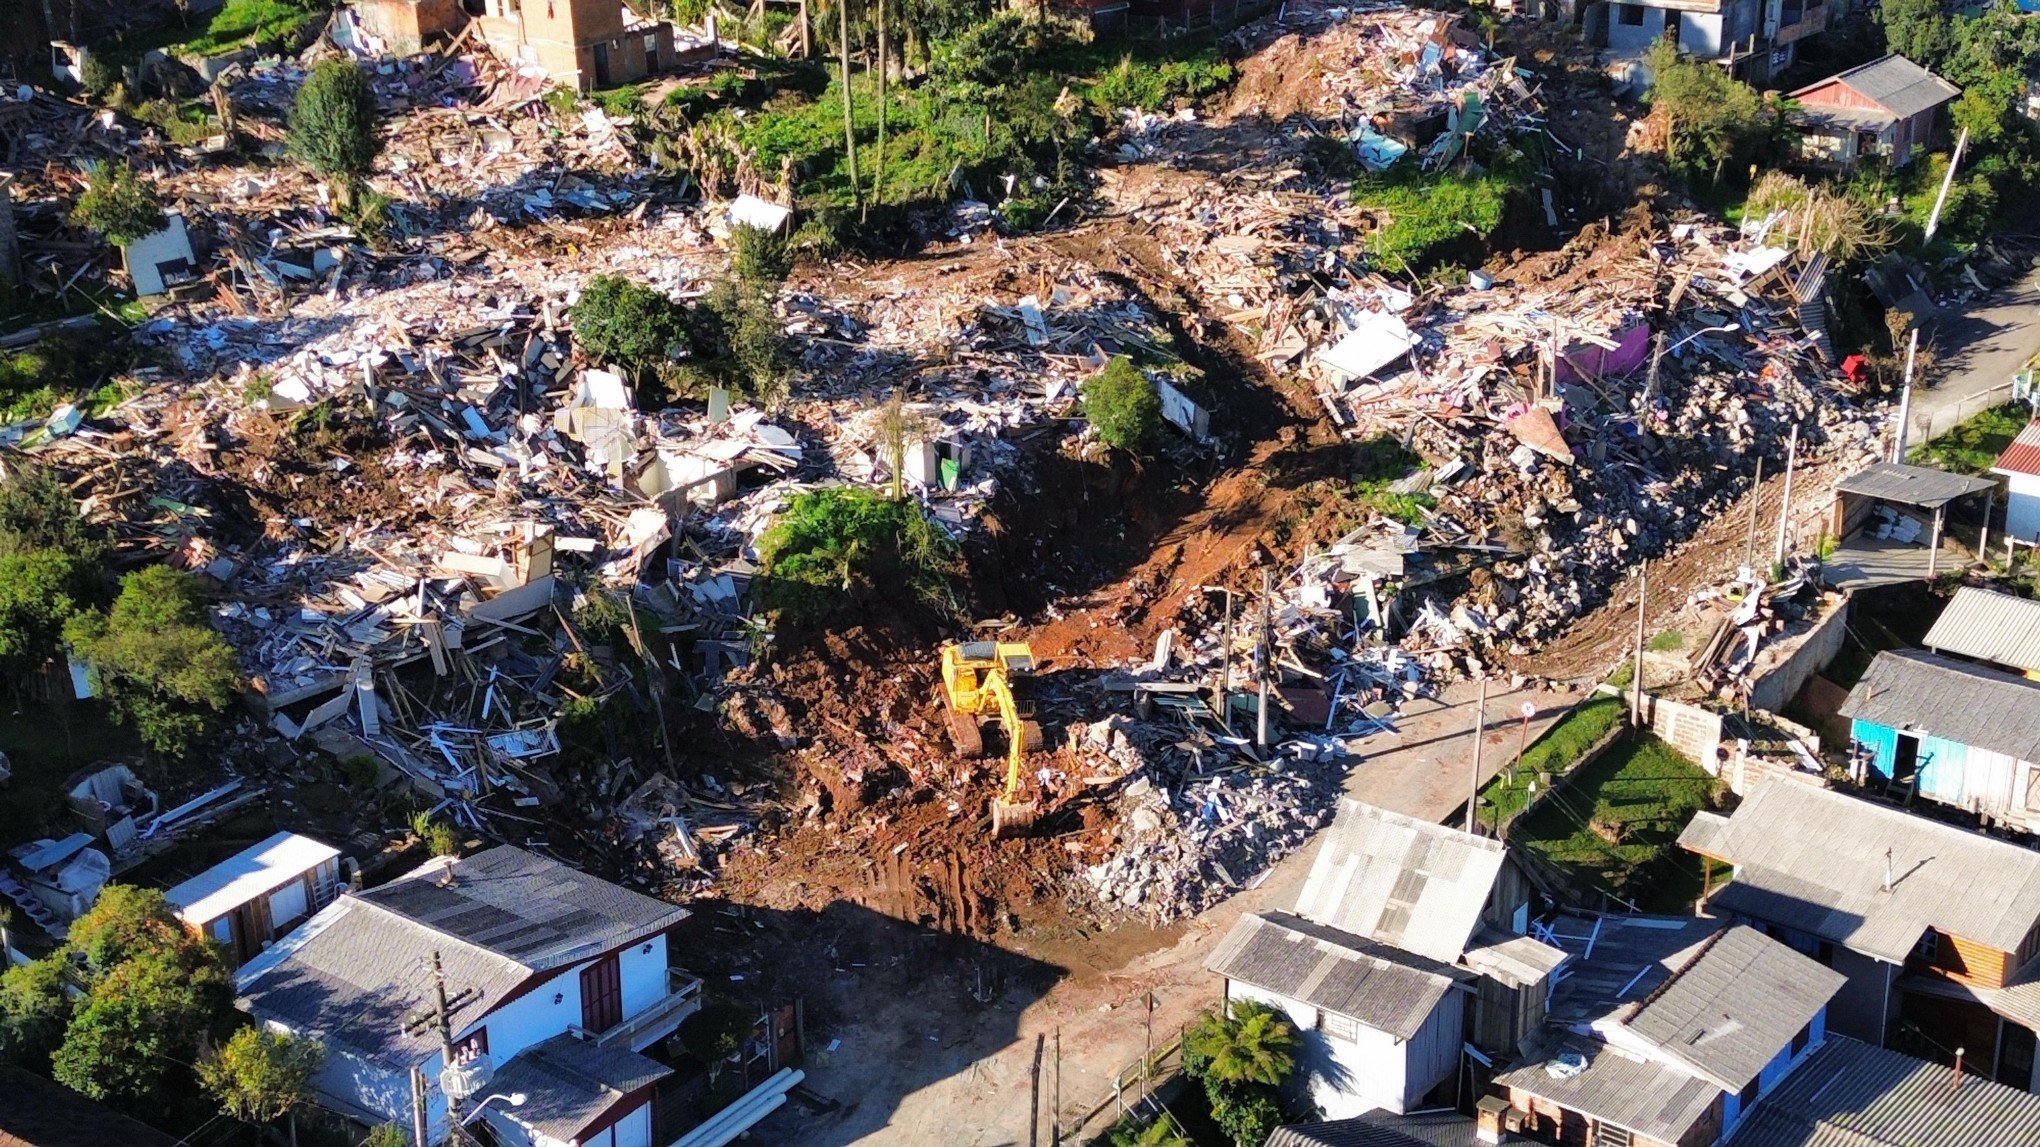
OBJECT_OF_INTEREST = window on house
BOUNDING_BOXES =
[1617,4,1646,26]
[1914,931,1940,962]
[1790,1021,1811,1058]
[1317,1010,1361,1043]
[645,33,658,54]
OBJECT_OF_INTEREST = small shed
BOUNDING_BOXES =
[1823,462,1994,588]
[1789,55,1960,169]
[165,832,343,966]
[1993,418,2040,543]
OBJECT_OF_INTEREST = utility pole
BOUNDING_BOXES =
[1256,568,1272,748]
[1924,127,1970,244]
[432,951,464,1146]
[1893,329,1919,463]
[1466,676,1486,834]
[1774,425,1799,568]
[1053,1028,1062,1147]
[410,1067,430,1147]
[837,0,859,208]
[1631,561,1647,729]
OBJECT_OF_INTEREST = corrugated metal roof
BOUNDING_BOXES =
[1834,462,1995,509]
[1543,914,1722,1029]
[1206,911,1465,1040]
[482,1033,672,1143]
[1496,1037,1720,1145]
[1461,926,1567,989]
[1679,783,2040,962]
[1924,586,2040,672]
[1293,799,1505,963]
[1838,648,2040,762]
[1993,419,2040,479]
[1726,1036,2040,1147]
[1267,1110,1482,1147]
[1789,54,1961,118]
[165,831,340,925]
[1620,926,1844,1092]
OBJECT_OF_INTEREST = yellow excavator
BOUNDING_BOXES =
[939,640,1045,838]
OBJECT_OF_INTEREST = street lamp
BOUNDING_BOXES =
[461,1092,529,1127]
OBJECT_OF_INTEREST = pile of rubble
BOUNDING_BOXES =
[1076,718,1347,923]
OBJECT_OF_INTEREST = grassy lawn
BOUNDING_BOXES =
[0,702,146,846]
[1477,694,1626,829]
[102,0,319,63]
[1907,402,2029,475]
[1511,733,1720,913]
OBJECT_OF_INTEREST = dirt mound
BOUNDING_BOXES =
[1226,27,1389,124]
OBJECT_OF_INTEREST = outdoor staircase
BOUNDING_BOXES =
[0,870,66,940]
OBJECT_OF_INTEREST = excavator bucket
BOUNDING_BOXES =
[991,797,1039,838]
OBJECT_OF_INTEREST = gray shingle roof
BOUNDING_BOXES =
[1681,782,2040,962]
[1726,1035,2040,1147]
[356,845,688,971]
[482,1033,672,1143]
[1267,1110,1482,1147]
[1495,1037,1721,1145]
[1838,648,2040,762]
[238,847,689,1068]
[1617,926,1843,1092]
[1923,586,2040,673]
[1792,54,1961,120]
[1293,799,1505,963]
[1542,913,1722,1028]
[1206,911,1467,1040]
[1833,462,1993,509]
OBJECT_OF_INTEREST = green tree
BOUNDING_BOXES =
[1184,999,1299,1088]
[361,1125,410,1147]
[730,223,792,288]
[0,957,76,1071]
[70,161,166,246]
[52,948,229,1104]
[198,1027,323,1147]
[666,280,795,403]
[66,885,214,974]
[1940,9,2040,148]
[1205,1079,1283,1147]
[0,549,97,686]
[1644,41,1780,184]
[679,999,755,1090]
[0,465,104,559]
[289,60,381,200]
[1082,356,1163,454]
[1879,0,1953,68]
[64,565,237,759]
[570,275,692,383]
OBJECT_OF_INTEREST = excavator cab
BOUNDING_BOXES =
[938,641,1045,837]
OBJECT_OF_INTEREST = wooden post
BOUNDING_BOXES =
[1467,676,1487,834]
[1744,455,1763,569]
[1774,425,1798,568]
[410,1067,430,1147]
[1220,589,1235,734]
[1631,560,1647,729]
[432,951,464,1145]
[1053,1028,1061,1147]
[798,0,811,57]
[1980,486,1995,568]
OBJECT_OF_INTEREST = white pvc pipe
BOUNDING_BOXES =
[666,1068,803,1147]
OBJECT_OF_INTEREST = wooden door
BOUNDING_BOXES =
[581,953,622,1034]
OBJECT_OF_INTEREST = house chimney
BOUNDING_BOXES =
[1882,847,1894,893]
[1475,1095,1512,1145]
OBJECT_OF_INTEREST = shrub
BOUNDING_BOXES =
[730,223,792,287]
[570,275,692,381]
[757,488,959,621]
[289,60,381,185]
[1082,356,1162,453]
[79,54,121,100]
[70,162,166,246]
[1643,41,1780,185]
[665,281,794,402]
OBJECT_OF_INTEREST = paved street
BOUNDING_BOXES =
[1914,250,2040,442]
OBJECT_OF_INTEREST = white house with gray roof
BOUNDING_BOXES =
[1206,800,1562,1117]
[1683,782,2040,1091]
[236,845,701,1147]
[1496,924,1844,1147]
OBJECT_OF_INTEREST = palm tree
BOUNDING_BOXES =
[1184,999,1298,1088]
